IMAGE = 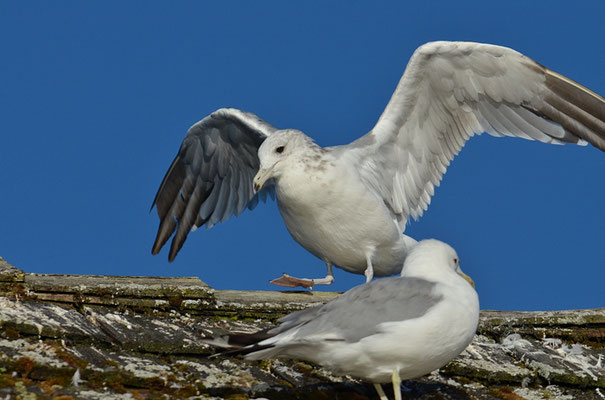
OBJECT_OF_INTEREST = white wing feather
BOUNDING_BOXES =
[344,41,605,230]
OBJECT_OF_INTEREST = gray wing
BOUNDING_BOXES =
[342,41,605,230]
[151,108,278,261]
[269,277,442,343]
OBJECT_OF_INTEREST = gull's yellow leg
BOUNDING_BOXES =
[392,368,402,400]
[373,383,388,400]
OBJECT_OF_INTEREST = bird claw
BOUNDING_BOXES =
[270,274,315,288]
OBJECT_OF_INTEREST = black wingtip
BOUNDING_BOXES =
[168,235,185,263]
[225,331,274,348]
[203,329,276,358]
[152,154,184,217]
[210,343,275,358]
[150,152,187,256]
[543,70,605,152]
[151,216,177,257]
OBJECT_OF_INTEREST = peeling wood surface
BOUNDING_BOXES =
[0,257,603,399]
[0,257,24,283]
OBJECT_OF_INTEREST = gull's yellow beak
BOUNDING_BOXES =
[253,162,279,193]
[458,271,475,288]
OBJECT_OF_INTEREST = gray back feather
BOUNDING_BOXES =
[272,277,441,343]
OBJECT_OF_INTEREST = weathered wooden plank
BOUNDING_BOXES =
[25,273,211,296]
[0,257,24,283]
[1,259,604,399]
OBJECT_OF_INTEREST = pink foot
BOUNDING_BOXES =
[270,274,315,288]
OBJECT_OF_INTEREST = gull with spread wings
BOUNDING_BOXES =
[152,41,605,288]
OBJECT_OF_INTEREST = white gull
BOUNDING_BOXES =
[152,41,605,287]
[204,239,479,400]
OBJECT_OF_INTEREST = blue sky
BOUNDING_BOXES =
[1,1,604,311]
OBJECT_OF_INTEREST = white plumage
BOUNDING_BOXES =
[152,41,605,287]
[205,239,480,400]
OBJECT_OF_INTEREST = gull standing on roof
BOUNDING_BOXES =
[151,41,605,288]
[203,239,480,400]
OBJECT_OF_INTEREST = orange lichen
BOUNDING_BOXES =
[14,357,35,378]
[489,386,528,400]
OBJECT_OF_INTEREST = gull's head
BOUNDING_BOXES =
[253,129,313,193]
[401,239,475,288]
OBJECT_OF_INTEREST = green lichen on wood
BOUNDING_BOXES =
[0,257,25,283]
[0,261,603,399]
[440,361,528,385]
[479,309,605,348]
[0,372,15,388]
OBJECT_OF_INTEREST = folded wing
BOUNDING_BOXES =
[202,277,443,359]
[240,277,442,360]
[152,108,277,261]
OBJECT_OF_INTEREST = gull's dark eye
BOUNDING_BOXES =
[275,146,285,154]
[454,258,459,264]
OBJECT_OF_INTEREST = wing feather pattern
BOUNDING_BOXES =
[241,277,441,360]
[345,41,605,229]
[203,277,442,359]
[151,108,277,261]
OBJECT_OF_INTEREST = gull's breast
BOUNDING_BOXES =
[275,157,403,272]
